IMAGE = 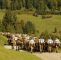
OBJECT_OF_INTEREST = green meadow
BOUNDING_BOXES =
[17,14,61,33]
[0,10,61,35]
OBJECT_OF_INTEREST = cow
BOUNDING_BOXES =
[34,37,39,52]
[53,38,61,53]
[47,38,53,52]
[39,38,45,52]
[10,34,16,49]
[29,38,35,53]
[16,37,23,51]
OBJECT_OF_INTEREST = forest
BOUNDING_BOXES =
[0,0,61,14]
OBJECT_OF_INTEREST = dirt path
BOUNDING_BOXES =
[33,52,61,60]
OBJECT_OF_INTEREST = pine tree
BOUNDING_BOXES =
[2,10,23,33]
[24,21,36,34]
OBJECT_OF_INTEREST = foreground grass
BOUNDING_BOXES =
[0,46,40,60]
[59,48,61,53]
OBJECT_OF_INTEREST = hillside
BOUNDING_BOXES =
[0,11,61,35]
[17,14,61,33]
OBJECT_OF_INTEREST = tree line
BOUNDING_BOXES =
[0,0,61,14]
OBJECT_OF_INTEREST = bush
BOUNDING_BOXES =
[24,21,36,34]
[0,35,8,46]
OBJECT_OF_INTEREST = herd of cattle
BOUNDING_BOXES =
[1,32,61,53]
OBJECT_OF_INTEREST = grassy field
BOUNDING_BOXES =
[17,14,61,35]
[0,46,40,60]
[0,10,61,36]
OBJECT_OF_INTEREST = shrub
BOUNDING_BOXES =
[24,21,36,34]
[0,35,8,46]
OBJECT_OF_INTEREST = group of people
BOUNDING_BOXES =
[2,32,61,53]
